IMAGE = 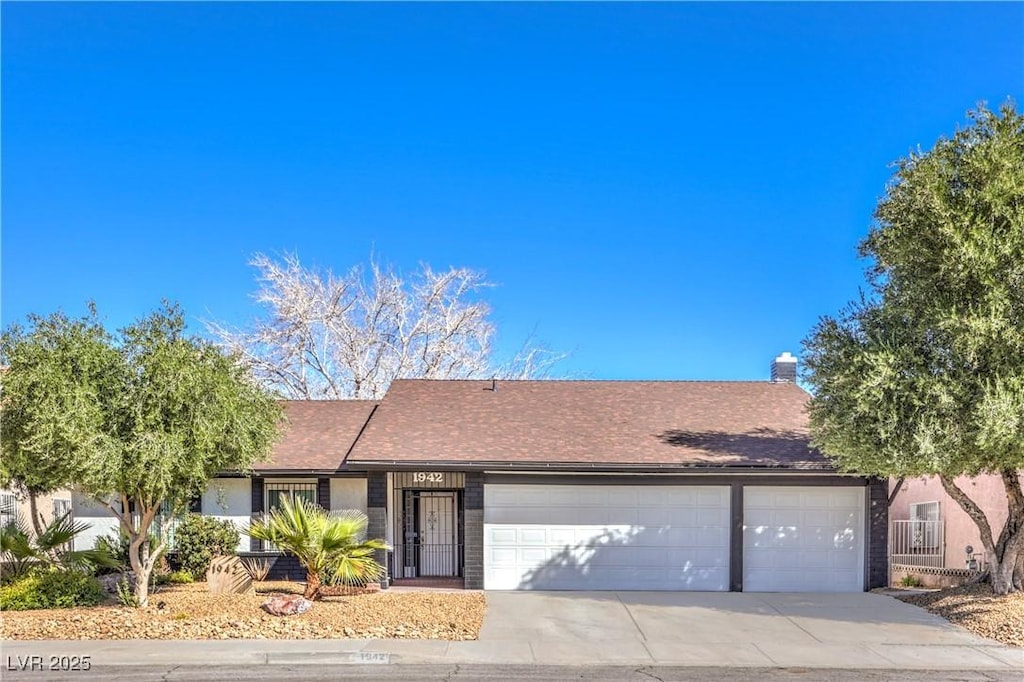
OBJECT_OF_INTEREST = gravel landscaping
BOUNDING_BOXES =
[894,583,1024,647]
[0,581,485,641]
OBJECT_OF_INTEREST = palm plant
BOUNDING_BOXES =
[1,512,117,580]
[246,496,388,600]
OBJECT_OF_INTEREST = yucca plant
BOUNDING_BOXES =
[1,512,118,580]
[245,497,388,600]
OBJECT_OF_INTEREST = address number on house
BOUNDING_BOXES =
[412,472,444,483]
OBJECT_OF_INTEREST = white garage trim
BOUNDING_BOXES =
[484,484,730,591]
[743,486,865,592]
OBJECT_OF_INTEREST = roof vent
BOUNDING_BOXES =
[771,352,797,383]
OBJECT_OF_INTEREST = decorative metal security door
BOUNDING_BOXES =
[399,490,461,578]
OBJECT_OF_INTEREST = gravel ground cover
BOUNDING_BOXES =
[894,583,1024,647]
[0,581,485,641]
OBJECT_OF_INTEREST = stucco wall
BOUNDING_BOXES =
[72,492,121,551]
[891,473,1022,569]
[202,478,252,553]
[73,479,254,552]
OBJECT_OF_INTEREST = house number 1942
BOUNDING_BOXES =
[412,472,444,483]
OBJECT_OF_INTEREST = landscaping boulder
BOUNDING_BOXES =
[261,595,312,616]
[99,572,135,595]
[206,555,253,594]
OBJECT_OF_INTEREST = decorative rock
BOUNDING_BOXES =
[261,595,313,616]
[100,572,135,595]
[206,556,254,594]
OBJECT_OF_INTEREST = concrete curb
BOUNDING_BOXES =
[2,639,1021,670]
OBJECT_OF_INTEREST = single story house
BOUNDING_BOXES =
[1,487,73,535]
[75,353,888,593]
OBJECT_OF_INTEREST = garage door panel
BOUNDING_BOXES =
[484,484,729,591]
[637,490,667,506]
[697,507,726,526]
[802,510,830,526]
[547,528,576,545]
[801,550,835,569]
[743,486,865,593]
[665,489,698,505]
[488,527,516,544]
[517,528,547,544]
[831,510,860,526]
[698,490,725,507]
[636,508,668,525]
[488,547,516,566]
[698,527,729,546]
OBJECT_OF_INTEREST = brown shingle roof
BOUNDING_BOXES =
[257,400,377,472]
[345,379,827,469]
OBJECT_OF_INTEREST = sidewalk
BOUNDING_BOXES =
[3,637,1021,670]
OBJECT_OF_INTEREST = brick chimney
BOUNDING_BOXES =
[770,352,797,383]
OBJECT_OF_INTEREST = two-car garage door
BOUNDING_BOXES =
[484,484,731,591]
[483,483,865,592]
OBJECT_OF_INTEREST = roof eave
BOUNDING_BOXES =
[341,459,840,474]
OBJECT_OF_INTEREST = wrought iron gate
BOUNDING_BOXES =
[393,490,463,578]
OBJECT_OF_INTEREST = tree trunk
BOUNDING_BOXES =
[1014,553,1023,592]
[304,570,322,600]
[27,491,45,537]
[125,503,161,607]
[133,557,150,607]
[127,531,150,607]
[990,553,1018,595]
[941,472,1024,595]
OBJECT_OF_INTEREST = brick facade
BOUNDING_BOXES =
[867,476,889,589]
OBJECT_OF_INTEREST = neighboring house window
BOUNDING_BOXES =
[0,492,18,529]
[52,498,72,520]
[909,501,941,549]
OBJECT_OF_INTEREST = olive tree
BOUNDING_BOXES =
[1,303,283,606]
[803,102,1024,594]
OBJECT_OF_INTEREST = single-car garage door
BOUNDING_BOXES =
[743,486,865,592]
[484,484,730,591]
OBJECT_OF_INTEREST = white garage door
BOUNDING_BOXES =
[743,486,865,592]
[484,484,730,591]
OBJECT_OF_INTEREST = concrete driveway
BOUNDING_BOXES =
[475,591,1024,669]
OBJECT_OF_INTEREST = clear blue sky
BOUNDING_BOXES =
[3,3,1022,380]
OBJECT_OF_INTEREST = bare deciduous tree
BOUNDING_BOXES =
[209,253,563,399]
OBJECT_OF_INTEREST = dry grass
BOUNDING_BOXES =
[895,583,1024,647]
[0,581,485,641]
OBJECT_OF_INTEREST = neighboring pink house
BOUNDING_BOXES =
[889,472,1023,583]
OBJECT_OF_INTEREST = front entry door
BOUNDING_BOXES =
[418,492,456,576]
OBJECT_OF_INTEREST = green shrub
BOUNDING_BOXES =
[0,574,44,610]
[36,570,105,608]
[94,531,164,576]
[172,515,239,579]
[0,570,105,611]
[167,570,194,584]
[93,532,129,574]
[115,577,138,607]
[899,574,923,588]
